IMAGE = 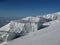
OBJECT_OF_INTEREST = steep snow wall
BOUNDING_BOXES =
[4,20,60,45]
[0,12,60,44]
[0,18,42,42]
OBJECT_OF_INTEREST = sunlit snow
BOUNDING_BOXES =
[0,12,60,45]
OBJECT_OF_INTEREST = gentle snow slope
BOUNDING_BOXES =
[4,20,60,45]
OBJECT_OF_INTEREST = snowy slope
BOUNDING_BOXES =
[0,12,60,45]
[4,20,60,45]
[0,23,11,31]
[0,16,44,42]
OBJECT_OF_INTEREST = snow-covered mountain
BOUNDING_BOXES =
[0,12,60,45]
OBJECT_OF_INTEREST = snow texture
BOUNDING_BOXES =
[4,20,60,45]
[0,12,60,45]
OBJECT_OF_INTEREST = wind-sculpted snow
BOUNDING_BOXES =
[0,17,44,42]
[43,12,60,21]
[4,20,60,45]
[0,12,60,45]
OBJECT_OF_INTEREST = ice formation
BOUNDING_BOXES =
[0,17,44,42]
[5,19,60,45]
[0,12,60,44]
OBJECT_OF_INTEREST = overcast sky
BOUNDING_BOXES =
[0,0,60,17]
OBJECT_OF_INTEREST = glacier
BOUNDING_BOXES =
[4,19,60,45]
[0,12,60,45]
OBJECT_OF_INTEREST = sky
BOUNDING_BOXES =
[0,0,60,17]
